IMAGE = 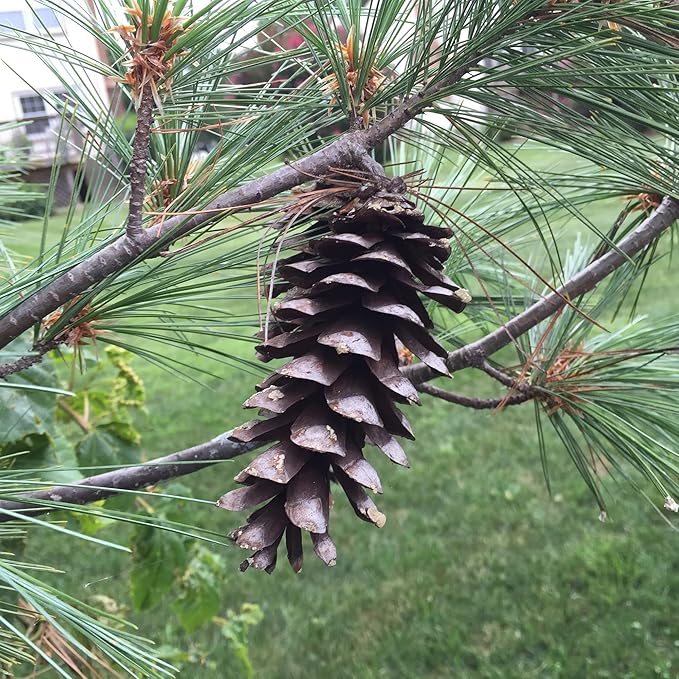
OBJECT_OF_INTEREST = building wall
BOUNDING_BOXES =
[0,2,111,166]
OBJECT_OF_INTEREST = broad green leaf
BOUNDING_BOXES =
[0,343,60,467]
[220,603,264,679]
[130,525,188,612]
[149,481,195,524]
[76,428,141,469]
[71,501,112,536]
[172,545,226,633]
[45,426,84,484]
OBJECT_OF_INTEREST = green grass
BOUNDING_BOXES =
[12,151,679,679]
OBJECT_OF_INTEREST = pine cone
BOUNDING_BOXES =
[218,187,469,573]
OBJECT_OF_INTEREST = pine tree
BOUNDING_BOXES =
[1,0,679,675]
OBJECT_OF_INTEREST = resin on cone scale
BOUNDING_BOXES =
[218,178,469,573]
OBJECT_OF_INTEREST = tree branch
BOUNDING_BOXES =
[417,382,533,409]
[0,338,61,379]
[403,196,679,385]
[0,61,476,350]
[1,197,678,520]
[0,432,256,519]
[126,84,155,241]
[477,360,520,390]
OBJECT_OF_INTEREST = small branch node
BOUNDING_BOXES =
[352,149,387,179]
[478,361,522,390]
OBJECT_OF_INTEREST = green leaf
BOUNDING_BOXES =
[172,545,226,633]
[46,426,84,484]
[220,603,264,679]
[0,345,60,467]
[104,420,143,447]
[61,347,146,447]
[76,428,141,469]
[130,525,188,612]
[72,501,112,536]
[150,481,195,524]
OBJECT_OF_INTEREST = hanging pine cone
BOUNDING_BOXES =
[218,178,470,573]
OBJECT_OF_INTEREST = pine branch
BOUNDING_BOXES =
[477,361,520,389]
[417,382,533,409]
[126,84,155,241]
[0,338,61,379]
[0,58,479,350]
[403,196,679,385]
[0,432,256,520]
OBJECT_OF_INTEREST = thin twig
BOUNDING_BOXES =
[57,399,91,434]
[477,361,519,389]
[0,338,61,379]
[417,382,533,409]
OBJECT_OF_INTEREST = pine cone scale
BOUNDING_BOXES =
[353,243,415,275]
[241,441,311,484]
[244,381,317,413]
[325,369,384,426]
[316,315,384,360]
[285,462,330,533]
[289,404,348,456]
[361,290,425,327]
[276,348,350,385]
[217,480,282,511]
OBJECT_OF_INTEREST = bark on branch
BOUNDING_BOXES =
[0,338,61,379]
[0,433,256,517]
[417,382,533,409]
[126,84,155,241]
[477,361,521,389]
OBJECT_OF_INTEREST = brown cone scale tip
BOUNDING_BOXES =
[219,184,468,572]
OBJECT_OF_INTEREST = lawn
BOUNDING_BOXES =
[11,148,679,679]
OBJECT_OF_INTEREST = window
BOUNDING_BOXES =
[0,8,62,35]
[19,95,50,136]
[0,11,26,30]
[19,95,46,115]
[33,8,60,31]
